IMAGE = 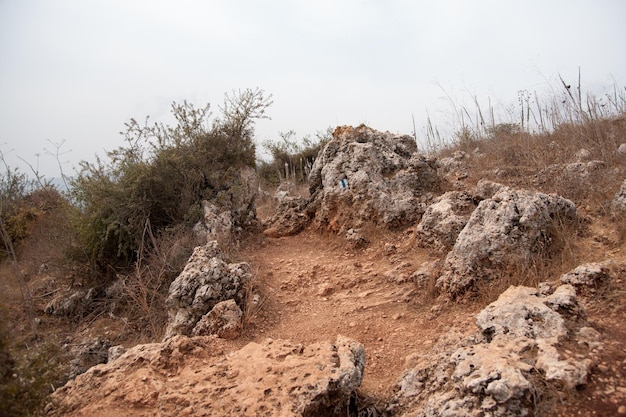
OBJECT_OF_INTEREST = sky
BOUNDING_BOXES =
[0,0,625,178]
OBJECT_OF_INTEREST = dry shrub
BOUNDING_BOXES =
[117,223,201,342]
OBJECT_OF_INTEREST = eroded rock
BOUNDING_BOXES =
[393,285,598,417]
[436,187,577,298]
[307,125,444,233]
[415,191,478,253]
[191,299,243,339]
[263,196,311,238]
[46,335,365,417]
[164,243,251,339]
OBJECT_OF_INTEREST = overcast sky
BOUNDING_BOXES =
[1,0,625,178]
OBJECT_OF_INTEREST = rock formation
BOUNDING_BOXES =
[415,191,478,253]
[164,242,251,339]
[436,186,578,298]
[45,335,365,417]
[393,285,600,417]
[307,125,444,233]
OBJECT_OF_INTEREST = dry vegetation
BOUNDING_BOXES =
[0,79,625,416]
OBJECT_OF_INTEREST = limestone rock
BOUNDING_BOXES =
[346,228,369,249]
[68,338,111,379]
[44,288,96,318]
[46,335,365,417]
[263,196,311,238]
[307,125,444,233]
[164,243,251,339]
[436,187,577,298]
[560,262,610,295]
[192,299,243,339]
[611,179,626,217]
[415,191,478,252]
[393,285,597,417]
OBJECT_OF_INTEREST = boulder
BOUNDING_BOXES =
[68,338,111,379]
[307,125,444,232]
[415,191,478,253]
[44,288,96,318]
[164,243,251,339]
[436,187,577,298]
[393,285,597,417]
[46,335,365,417]
[191,299,243,340]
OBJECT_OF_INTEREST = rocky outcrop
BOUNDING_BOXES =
[436,186,578,298]
[415,191,478,253]
[307,125,444,233]
[164,242,251,339]
[46,335,365,417]
[263,196,311,238]
[393,285,599,417]
[193,166,259,244]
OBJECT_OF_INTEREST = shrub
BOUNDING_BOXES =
[259,127,332,187]
[71,88,272,271]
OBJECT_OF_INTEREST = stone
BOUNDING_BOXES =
[191,299,243,339]
[307,125,444,233]
[346,228,369,249]
[164,243,251,340]
[263,196,311,238]
[619,144,626,155]
[612,179,626,217]
[575,148,591,162]
[393,285,598,417]
[107,345,126,362]
[46,335,365,417]
[415,191,478,252]
[436,186,577,298]
[44,288,96,318]
[68,338,111,379]
[560,262,610,294]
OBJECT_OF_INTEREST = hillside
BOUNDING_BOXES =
[2,115,626,416]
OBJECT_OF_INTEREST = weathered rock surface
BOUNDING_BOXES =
[393,285,598,417]
[44,288,97,317]
[164,242,251,339]
[436,186,578,298]
[67,338,111,380]
[415,191,478,253]
[307,125,444,232]
[611,178,626,217]
[46,335,365,417]
[263,196,311,238]
[191,299,243,339]
[560,262,611,295]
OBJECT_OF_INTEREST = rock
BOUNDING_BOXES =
[393,285,598,417]
[619,144,626,155]
[46,335,365,417]
[415,191,478,252]
[44,288,96,317]
[612,179,626,217]
[436,187,577,298]
[263,196,311,238]
[346,228,369,249]
[575,148,591,162]
[192,299,243,339]
[164,243,251,339]
[560,262,610,294]
[192,167,259,244]
[107,345,126,362]
[68,338,111,379]
[307,125,444,233]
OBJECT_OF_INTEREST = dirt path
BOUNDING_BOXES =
[239,230,478,399]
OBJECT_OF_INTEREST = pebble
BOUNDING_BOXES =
[618,405,626,415]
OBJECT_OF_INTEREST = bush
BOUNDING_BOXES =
[71,88,272,271]
[259,127,332,187]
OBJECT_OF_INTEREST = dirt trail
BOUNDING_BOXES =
[240,230,478,398]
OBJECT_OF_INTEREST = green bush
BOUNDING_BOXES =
[71,88,272,270]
